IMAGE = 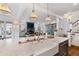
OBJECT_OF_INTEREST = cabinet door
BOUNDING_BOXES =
[59,40,68,56]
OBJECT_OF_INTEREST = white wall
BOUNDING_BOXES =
[56,17,70,36]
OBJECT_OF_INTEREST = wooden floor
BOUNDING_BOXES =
[68,45,79,56]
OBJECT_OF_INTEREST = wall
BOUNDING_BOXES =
[56,17,70,36]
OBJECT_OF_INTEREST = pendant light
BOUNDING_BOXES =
[45,3,51,21]
[0,3,11,15]
[30,3,37,20]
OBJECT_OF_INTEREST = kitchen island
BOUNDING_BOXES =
[0,37,68,56]
[33,37,68,56]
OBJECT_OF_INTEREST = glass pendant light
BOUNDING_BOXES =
[45,3,51,21]
[0,3,11,15]
[30,3,37,20]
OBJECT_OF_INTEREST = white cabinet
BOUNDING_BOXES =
[72,33,79,46]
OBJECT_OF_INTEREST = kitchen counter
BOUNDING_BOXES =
[33,40,58,56]
[0,37,68,56]
[0,40,34,56]
[33,37,68,56]
[47,37,68,43]
[47,37,68,56]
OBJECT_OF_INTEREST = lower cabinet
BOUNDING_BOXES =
[55,40,68,56]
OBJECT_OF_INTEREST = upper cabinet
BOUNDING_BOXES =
[45,23,56,35]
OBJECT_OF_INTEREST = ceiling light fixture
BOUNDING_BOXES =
[30,3,37,20]
[45,3,51,21]
[0,3,11,15]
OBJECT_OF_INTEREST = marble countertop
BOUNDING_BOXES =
[0,40,34,56]
[47,37,68,43]
[0,37,68,56]
[33,37,68,56]
[32,40,58,56]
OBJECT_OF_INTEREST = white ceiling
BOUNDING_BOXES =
[0,3,79,22]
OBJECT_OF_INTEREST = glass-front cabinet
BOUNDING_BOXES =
[0,21,12,40]
[45,23,56,37]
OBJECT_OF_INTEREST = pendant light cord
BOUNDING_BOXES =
[47,3,49,16]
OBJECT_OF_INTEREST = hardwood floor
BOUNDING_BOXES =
[68,45,79,56]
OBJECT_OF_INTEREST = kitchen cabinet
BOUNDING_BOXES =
[55,40,68,56]
[45,23,56,35]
